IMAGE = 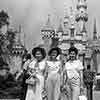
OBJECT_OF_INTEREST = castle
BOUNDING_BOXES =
[0,10,26,74]
[41,0,100,72]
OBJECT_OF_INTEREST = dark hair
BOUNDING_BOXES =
[26,53,31,60]
[48,47,61,56]
[68,46,78,55]
[87,64,91,70]
[32,47,46,59]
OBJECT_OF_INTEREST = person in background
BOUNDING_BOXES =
[25,47,46,100]
[16,53,32,80]
[83,64,95,100]
[46,47,62,100]
[64,46,84,100]
[19,53,32,100]
[0,58,21,98]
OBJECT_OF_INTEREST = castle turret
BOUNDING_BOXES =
[81,22,87,42]
[56,18,63,42]
[69,7,76,41]
[76,0,88,32]
[10,26,26,74]
[63,5,70,35]
[41,14,55,50]
[93,18,97,40]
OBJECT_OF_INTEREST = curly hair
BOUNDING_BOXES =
[32,47,46,59]
[68,46,78,55]
[48,47,61,56]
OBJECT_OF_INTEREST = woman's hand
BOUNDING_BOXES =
[28,68,36,76]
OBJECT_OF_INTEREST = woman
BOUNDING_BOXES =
[20,53,32,100]
[64,46,84,100]
[25,47,46,100]
[46,47,62,100]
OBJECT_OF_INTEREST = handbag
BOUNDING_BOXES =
[25,76,36,85]
[78,95,87,100]
[78,88,87,100]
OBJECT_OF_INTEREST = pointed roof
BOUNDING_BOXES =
[70,6,73,16]
[93,18,97,40]
[57,18,63,32]
[64,3,69,18]
[18,25,21,44]
[12,27,26,54]
[81,22,87,33]
[42,14,54,31]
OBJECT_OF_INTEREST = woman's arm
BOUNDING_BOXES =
[44,61,48,80]
[78,61,84,88]
[80,70,83,87]
[58,61,63,75]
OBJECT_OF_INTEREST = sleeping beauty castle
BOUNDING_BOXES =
[41,0,100,73]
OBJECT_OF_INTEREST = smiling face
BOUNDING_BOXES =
[50,50,58,60]
[69,51,77,61]
[35,50,43,61]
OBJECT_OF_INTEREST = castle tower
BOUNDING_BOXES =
[93,18,97,40]
[10,26,26,74]
[81,22,87,42]
[56,18,63,42]
[92,19,99,73]
[87,18,100,72]
[76,0,88,32]
[63,5,70,36]
[41,14,55,51]
[69,7,76,41]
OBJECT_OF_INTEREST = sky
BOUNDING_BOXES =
[0,0,100,51]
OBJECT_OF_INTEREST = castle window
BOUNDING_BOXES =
[70,28,74,37]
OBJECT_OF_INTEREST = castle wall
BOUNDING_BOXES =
[9,56,22,74]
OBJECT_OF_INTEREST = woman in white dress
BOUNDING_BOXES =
[25,47,46,100]
[46,47,62,100]
[64,46,84,100]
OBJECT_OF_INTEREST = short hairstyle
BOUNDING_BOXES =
[68,46,78,55]
[48,47,61,56]
[32,47,46,59]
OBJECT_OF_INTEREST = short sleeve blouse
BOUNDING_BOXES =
[65,60,83,79]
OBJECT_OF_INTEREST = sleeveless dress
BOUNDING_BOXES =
[46,60,61,100]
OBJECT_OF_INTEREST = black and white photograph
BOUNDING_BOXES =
[0,0,100,100]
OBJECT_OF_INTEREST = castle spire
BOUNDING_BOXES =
[64,3,69,18]
[81,22,87,33]
[57,18,63,33]
[93,18,97,40]
[46,14,50,25]
[18,25,21,43]
[43,14,54,31]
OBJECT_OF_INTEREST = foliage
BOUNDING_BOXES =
[0,10,9,28]
[0,10,15,62]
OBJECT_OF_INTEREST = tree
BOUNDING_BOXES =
[0,10,15,63]
[0,10,9,28]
